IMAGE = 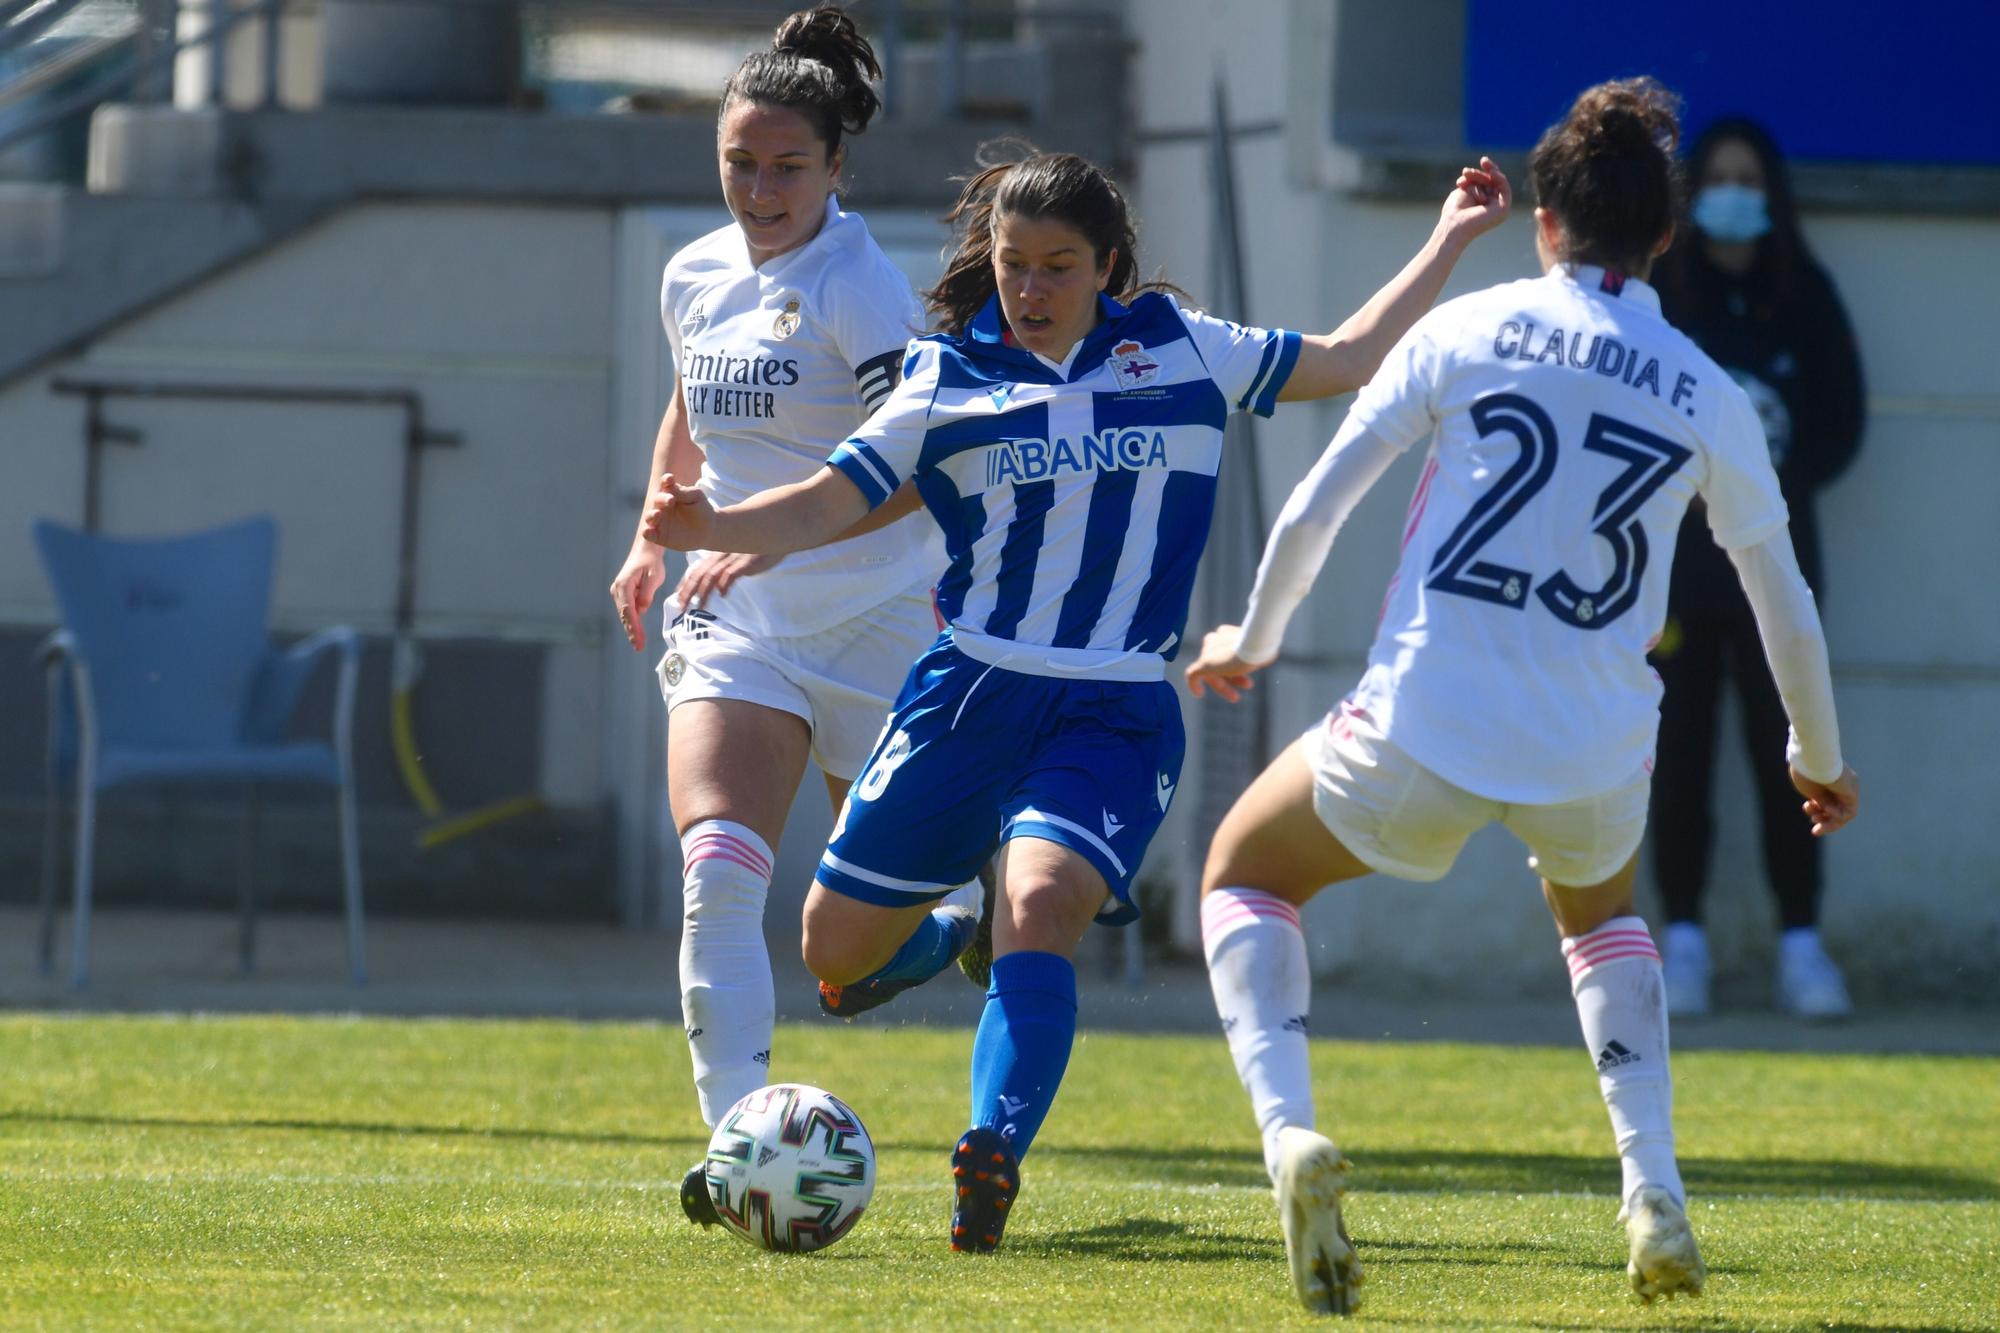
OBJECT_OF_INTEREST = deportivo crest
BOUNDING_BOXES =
[662,653,686,687]
[773,297,802,339]
[1106,339,1160,390]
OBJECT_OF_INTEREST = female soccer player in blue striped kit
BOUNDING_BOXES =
[644,146,1512,1252]
[1183,79,1859,1314]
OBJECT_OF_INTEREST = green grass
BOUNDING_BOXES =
[2,1014,1997,1330]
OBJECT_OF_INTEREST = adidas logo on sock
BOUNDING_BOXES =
[1282,1014,1309,1034]
[752,1050,771,1066]
[1596,1040,1640,1071]
[685,1027,704,1040]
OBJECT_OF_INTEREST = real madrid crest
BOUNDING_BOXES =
[773,298,802,339]
[662,652,686,688]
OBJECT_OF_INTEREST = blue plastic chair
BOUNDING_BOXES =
[33,516,366,986]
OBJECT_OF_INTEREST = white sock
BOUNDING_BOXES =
[941,877,983,919]
[677,820,775,1128]
[1563,915,1685,1208]
[1202,887,1317,1184]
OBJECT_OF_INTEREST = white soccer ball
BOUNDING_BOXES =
[701,1083,876,1253]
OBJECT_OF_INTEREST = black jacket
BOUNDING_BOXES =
[1655,245,1865,603]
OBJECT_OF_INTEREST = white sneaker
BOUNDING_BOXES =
[1661,922,1711,1018]
[1776,930,1853,1020]
[1621,1185,1706,1303]
[1273,1127,1363,1316]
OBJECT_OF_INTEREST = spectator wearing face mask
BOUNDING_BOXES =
[1649,116,1866,1020]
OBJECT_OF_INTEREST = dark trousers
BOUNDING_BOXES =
[1650,603,1822,931]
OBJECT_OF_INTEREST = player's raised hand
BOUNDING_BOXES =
[609,539,665,652]
[642,473,713,551]
[676,550,782,611]
[1438,156,1513,247]
[1790,763,1859,836]
[1184,624,1263,703]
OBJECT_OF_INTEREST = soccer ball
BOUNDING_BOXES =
[701,1083,876,1253]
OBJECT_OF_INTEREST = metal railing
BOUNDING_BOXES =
[0,0,1119,165]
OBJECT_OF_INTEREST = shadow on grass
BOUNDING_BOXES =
[1032,1140,2000,1203]
[1028,1215,1282,1263]
[10,1110,1997,1205]
[0,1108,709,1151]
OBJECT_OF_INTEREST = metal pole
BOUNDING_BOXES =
[81,389,104,533]
[259,0,281,109]
[940,0,965,118]
[878,0,902,118]
[206,0,226,106]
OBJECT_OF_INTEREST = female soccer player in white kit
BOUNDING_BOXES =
[644,146,1513,1253]
[1182,78,1860,1315]
[605,5,969,1227]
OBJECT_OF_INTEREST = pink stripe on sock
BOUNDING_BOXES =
[1561,922,1660,979]
[1567,946,1661,977]
[1200,896,1296,928]
[1201,890,1302,948]
[684,848,770,878]
[1202,896,1300,927]
[683,832,771,877]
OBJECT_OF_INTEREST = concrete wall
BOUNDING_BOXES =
[0,202,623,914]
[1,194,955,926]
[1127,0,2000,999]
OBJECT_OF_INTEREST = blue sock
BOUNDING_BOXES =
[968,951,1077,1159]
[864,908,970,986]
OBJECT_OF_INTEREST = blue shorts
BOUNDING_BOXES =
[817,638,1185,926]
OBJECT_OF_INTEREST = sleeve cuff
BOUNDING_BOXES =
[1785,728,1844,785]
[827,442,896,508]
[1242,330,1303,418]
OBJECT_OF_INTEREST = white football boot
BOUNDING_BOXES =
[1621,1185,1706,1303]
[1273,1126,1363,1316]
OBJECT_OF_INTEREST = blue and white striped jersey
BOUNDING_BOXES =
[828,291,1300,676]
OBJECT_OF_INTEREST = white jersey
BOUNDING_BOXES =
[661,196,940,637]
[1346,264,1789,803]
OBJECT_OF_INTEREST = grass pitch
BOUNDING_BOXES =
[2,1012,1996,1329]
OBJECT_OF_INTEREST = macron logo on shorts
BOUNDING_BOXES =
[1101,810,1124,839]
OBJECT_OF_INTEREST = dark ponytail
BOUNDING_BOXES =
[721,5,882,158]
[1529,76,1683,274]
[928,144,1170,337]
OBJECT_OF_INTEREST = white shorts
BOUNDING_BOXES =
[1304,700,1650,887]
[655,591,938,781]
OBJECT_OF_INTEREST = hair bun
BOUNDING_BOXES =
[768,5,882,134]
[1578,81,1680,158]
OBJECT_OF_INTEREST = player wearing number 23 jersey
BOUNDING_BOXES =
[1191,80,1857,1315]
[1335,262,1787,806]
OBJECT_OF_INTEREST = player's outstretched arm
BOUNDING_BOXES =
[1279,158,1513,402]
[643,465,871,557]
[612,384,701,651]
[1192,420,1404,695]
[671,482,926,611]
[1185,624,1261,702]
[1729,534,1859,836]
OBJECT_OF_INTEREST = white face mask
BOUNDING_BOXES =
[1692,183,1771,244]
